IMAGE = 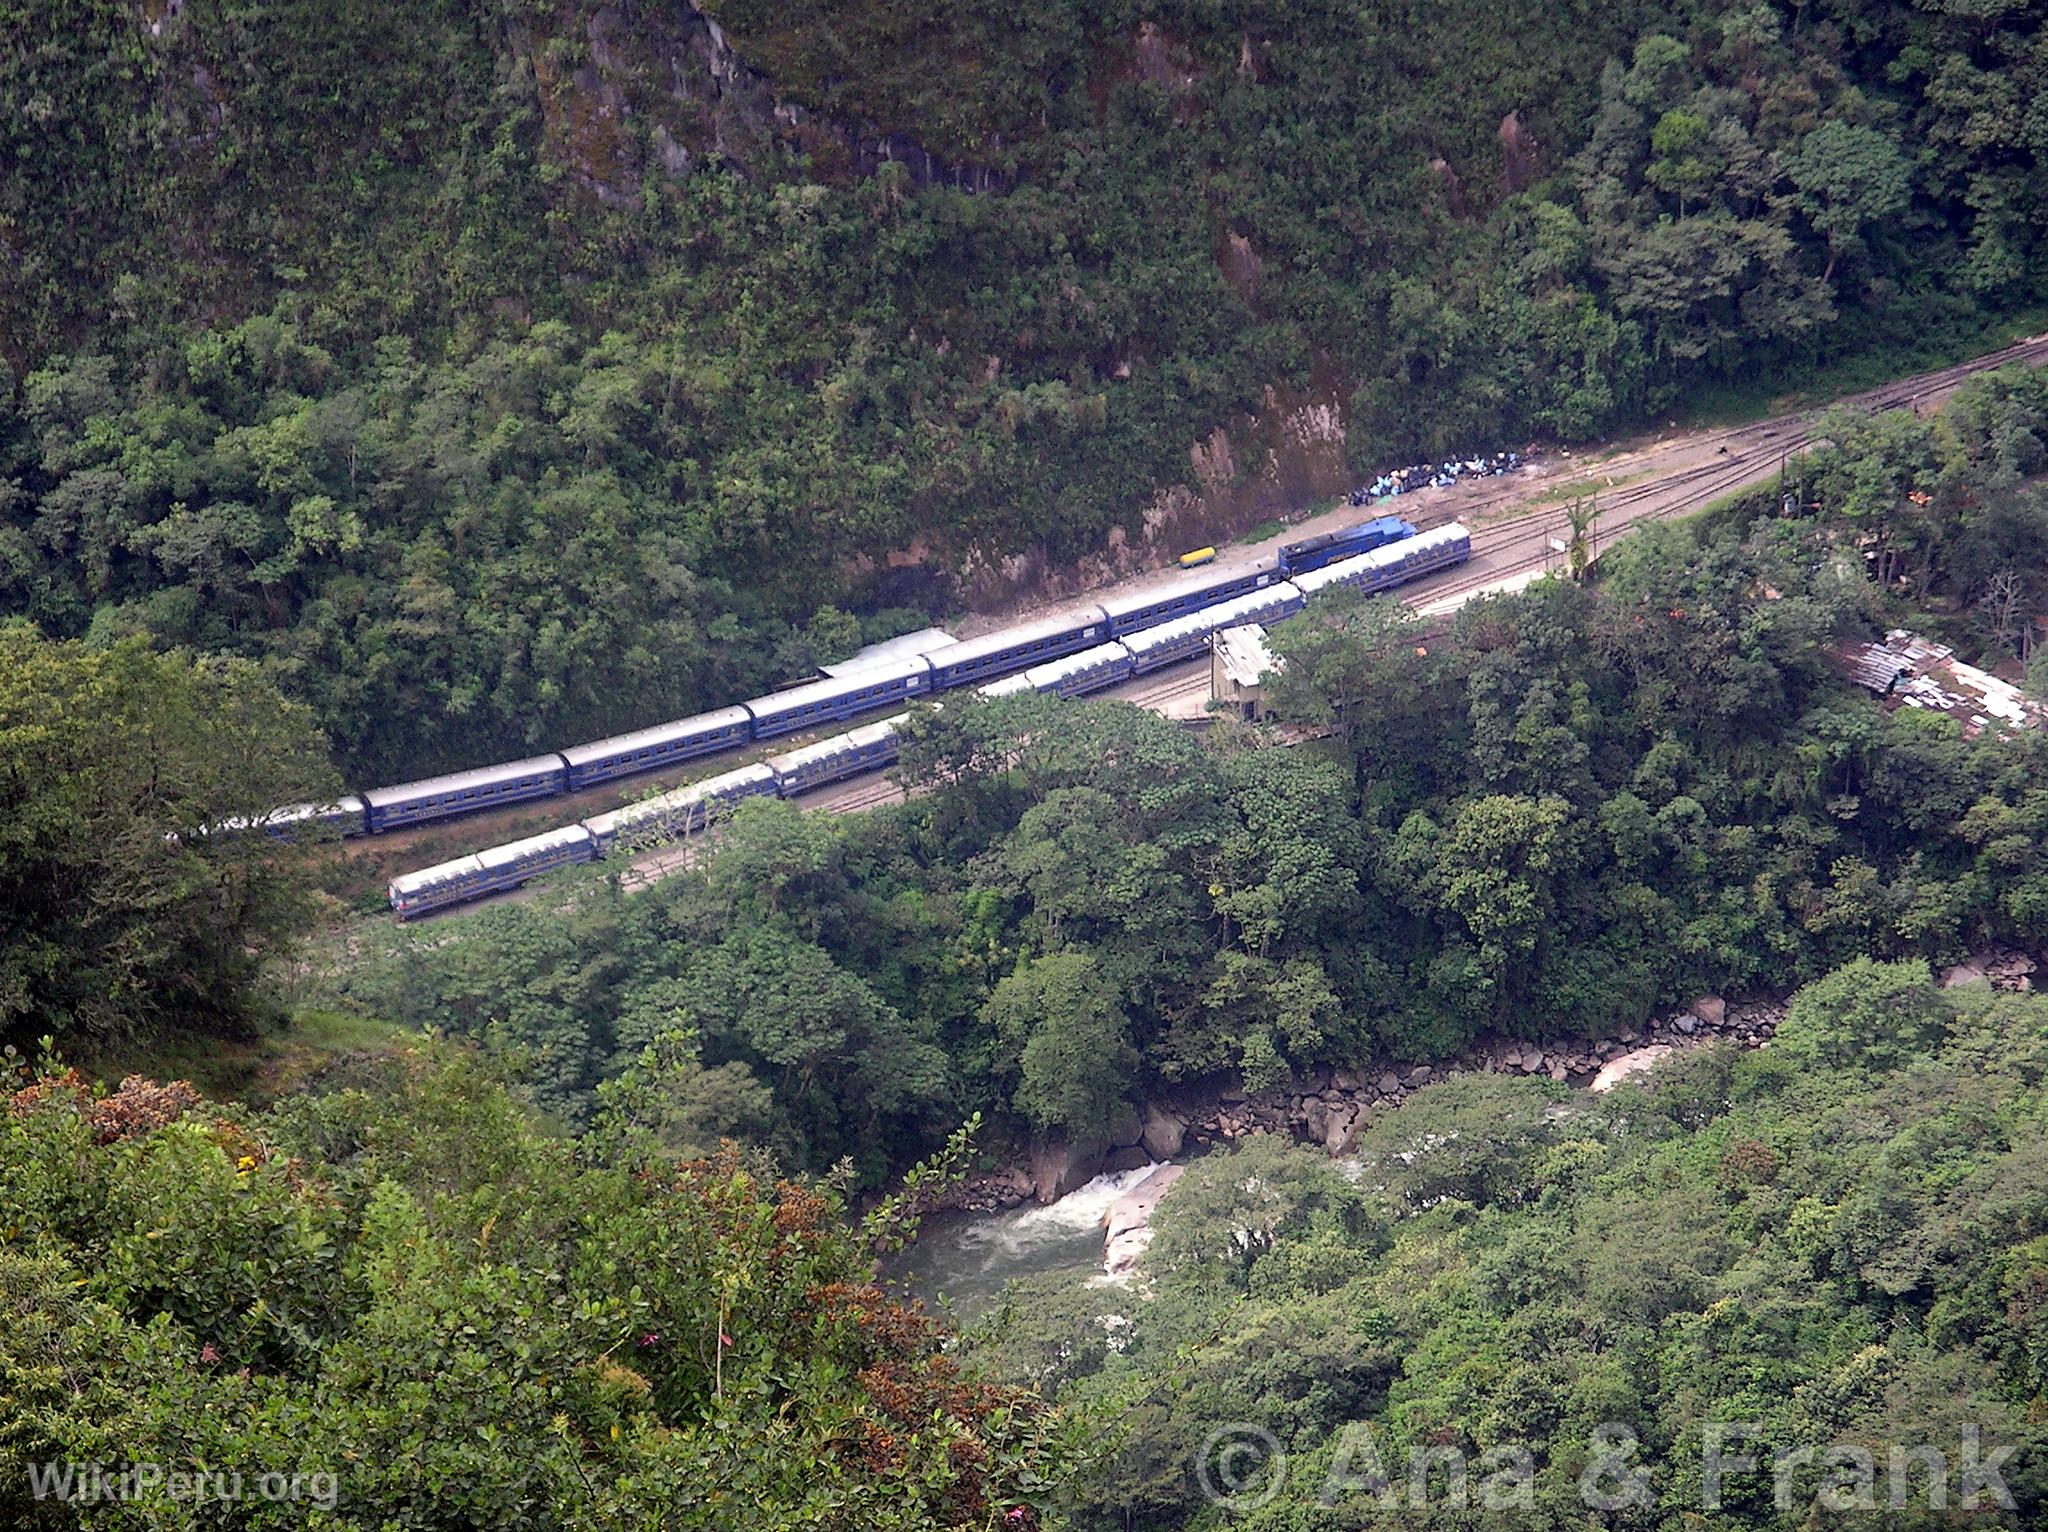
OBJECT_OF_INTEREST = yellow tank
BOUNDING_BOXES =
[1178,546,1217,568]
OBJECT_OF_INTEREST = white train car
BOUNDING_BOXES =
[581,763,778,855]
[1024,642,1135,698]
[1120,583,1307,674]
[767,717,904,796]
[561,705,754,790]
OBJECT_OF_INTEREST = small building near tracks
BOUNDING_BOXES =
[1211,624,1280,721]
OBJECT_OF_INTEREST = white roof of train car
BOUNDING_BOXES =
[745,655,931,725]
[585,762,777,842]
[1290,533,1420,595]
[390,853,485,899]
[560,705,753,769]
[766,717,904,778]
[1100,565,1271,623]
[820,627,959,678]
[476,824,592,872]
[1120,585,1303,659]
[363,752,565,811]
[1025,641,1131,689]
[928,608,1112,669]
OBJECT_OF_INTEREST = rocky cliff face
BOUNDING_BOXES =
[518,0,1008,209]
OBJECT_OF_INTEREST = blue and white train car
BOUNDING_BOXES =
[363,754,569,832]
[388,823,595,921]
[743,655,935,740]
[581,763,778,855]
[1101,564,1282,637]
[1024,641,1134,699]
[389,853,488,921]
[264,797,369,838]
[196,796,369,841]
[1395,521,1473,581]
[1288,539,1409,598]
[561,705,754,790]
[976,673,1038,699]
[1120,583,1306,674]
[768,717,903,795]
[1291,522,1471,600]
[925,607,1113,691]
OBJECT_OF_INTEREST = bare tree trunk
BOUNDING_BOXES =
[1984,569,2025,658]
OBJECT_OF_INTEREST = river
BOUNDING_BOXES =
[888,1163,1164,1321]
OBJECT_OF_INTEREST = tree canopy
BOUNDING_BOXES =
[0,621,336,1053]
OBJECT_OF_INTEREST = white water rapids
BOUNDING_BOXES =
[889,1163,1163,1319]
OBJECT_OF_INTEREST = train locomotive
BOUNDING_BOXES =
[385,520,1473,919]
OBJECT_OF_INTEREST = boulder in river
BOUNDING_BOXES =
[1139,1103,1187,1160]
[1321,1102,1362,1156]
[1031,1137,1106,1203]
[1103,1163,1186,1280]
[1106,1100,1144,1149]
[1590,1044,1676,1094]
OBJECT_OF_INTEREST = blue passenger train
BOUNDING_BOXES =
[387,520,1477,920]
[290,512,1467,850]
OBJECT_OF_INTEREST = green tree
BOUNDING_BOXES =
[1773,955,1949,1072]
[1786,121,1911,286]
[0,1042,1081,1531]
[0,623,337,1051]
[982,949,1136,1141]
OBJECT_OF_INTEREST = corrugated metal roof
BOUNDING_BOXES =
[1215,625,1277,689]
[820,628,958,678]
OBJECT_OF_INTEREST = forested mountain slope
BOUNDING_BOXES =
[319,369,2048,1188]
[4,0,2045,779]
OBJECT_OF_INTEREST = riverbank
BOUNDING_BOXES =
[937,992,1788,1216]
[902,946,2038,1315]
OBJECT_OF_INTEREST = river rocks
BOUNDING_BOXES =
[929,1165,1034,1215]
[1301,1097,1329,1142]
[1106,1100,1144,1150]
[1140,1103,1187,1160]
[1943,948,2036,992]
[1321,1102,1363,1156]
[954,994,1795,1205]
[1031,1138,1106,1204]
[1591,1044,1676,1093]
[1103,1163,1186,1280]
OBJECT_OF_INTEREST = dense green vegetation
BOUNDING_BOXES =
[6,6,2048,1523]
[0,622,336,1055]
[0,1043,1076,1529]
[964,963,2048,1528]
[323,366,2048,1184]
[6,0,2047,778]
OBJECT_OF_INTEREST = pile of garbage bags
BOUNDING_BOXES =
[1349,450,1522,505]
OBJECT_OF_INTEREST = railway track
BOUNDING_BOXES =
[400,332,2048,921]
